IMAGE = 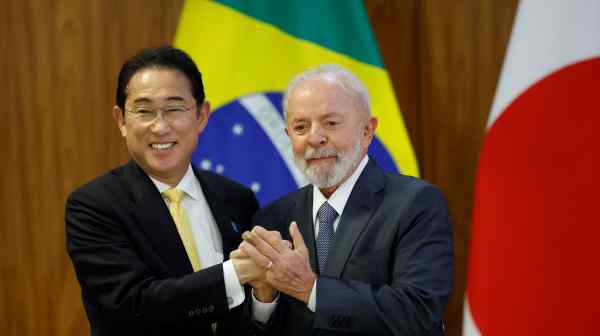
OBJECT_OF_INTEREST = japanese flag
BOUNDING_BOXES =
[463,0,600,335]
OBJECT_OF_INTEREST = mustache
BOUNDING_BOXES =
[304,147,338,160]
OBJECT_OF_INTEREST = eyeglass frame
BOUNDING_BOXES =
[124,104,198,124]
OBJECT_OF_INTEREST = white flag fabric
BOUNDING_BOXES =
[464,0,600,335]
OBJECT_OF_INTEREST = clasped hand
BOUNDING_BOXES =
[230,222,316,304]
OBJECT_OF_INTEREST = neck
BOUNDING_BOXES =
[151,174,183,188]
[319,185,339,199]
[146,165,188,187]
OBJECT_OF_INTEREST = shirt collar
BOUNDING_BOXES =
[149,164,201,201]
[312,155,369,220]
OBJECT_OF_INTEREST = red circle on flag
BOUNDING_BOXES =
[467,57,600,335]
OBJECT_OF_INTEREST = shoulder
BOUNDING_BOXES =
[384,173,445,199]
[64,164,137,234]
[381,173,450,220]
[361,158,445,202]
[197,169,250,193]
[67,164,130,205]
[254,185,309,221]
[195,168,255,201]
[194,168,260,219]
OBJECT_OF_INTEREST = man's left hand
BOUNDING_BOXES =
[240,222,316,304]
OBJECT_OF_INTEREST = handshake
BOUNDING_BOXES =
[230,222,317,304]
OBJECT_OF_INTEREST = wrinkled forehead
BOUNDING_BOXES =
[287,77,367,119]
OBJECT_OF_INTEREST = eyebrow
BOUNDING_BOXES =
[290,117,309,123]
[165,96,185,102]
[132,96,186,104]
[132,97,152,104]
[319,112,343,120]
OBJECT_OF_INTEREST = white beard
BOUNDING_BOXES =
[294,137,363,189]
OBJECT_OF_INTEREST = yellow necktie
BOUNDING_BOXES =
[162,188,201,271]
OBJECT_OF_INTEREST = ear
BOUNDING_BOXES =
[362,116,378,148]
[195,101,211,133]
[112,106,127,137]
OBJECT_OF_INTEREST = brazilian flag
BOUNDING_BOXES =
[175,0,418,205]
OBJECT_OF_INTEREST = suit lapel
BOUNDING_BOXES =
[194,168,239,257]
[292,186,319,273]
[323,159,385,278]
[122,161,192,276]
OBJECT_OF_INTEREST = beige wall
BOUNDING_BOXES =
[0,1,517,335]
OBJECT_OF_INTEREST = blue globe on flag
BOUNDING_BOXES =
[192,92,399,206]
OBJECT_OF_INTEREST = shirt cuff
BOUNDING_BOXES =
[251,289,279,324]
[223,260,245,309]
[307,278,317,312]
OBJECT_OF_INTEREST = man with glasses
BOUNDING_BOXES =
[66,46,264,335]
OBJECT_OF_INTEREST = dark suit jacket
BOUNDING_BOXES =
[66,161,259,336]
[254,159,453,335]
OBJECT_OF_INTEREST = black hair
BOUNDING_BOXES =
[115,46,205,111]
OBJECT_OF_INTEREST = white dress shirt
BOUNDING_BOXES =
[252,155,369,322]
[150,164,245,309]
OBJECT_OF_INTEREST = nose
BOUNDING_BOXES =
[307,125,326,147]
[149,113,170,135]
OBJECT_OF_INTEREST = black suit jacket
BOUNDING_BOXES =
[66,161,259,336]
[254,159,453,335]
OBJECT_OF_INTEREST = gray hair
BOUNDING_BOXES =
[282,64,371,118]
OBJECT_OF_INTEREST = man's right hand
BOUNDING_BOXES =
[230,249,277,302]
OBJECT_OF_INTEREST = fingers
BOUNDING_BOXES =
[239,241,271,269]
[253,226,289,253]
[241,224,300,275]
[230,249,245,259]
[231,256,268,285]
[289,221,308,255]
[242,230,281,263]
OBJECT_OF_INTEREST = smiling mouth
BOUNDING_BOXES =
[150,142,176,150]
[306,156,336,164]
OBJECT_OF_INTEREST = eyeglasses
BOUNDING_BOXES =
[125,105,196,124]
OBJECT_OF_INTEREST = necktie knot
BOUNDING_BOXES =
[317,201,338,225]
[162,188,185,204]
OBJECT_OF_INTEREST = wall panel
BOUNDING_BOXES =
[418,1,517,334]
[1,1,183,335]
[366,0,421,163]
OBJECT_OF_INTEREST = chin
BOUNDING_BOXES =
[145,159,178,174]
